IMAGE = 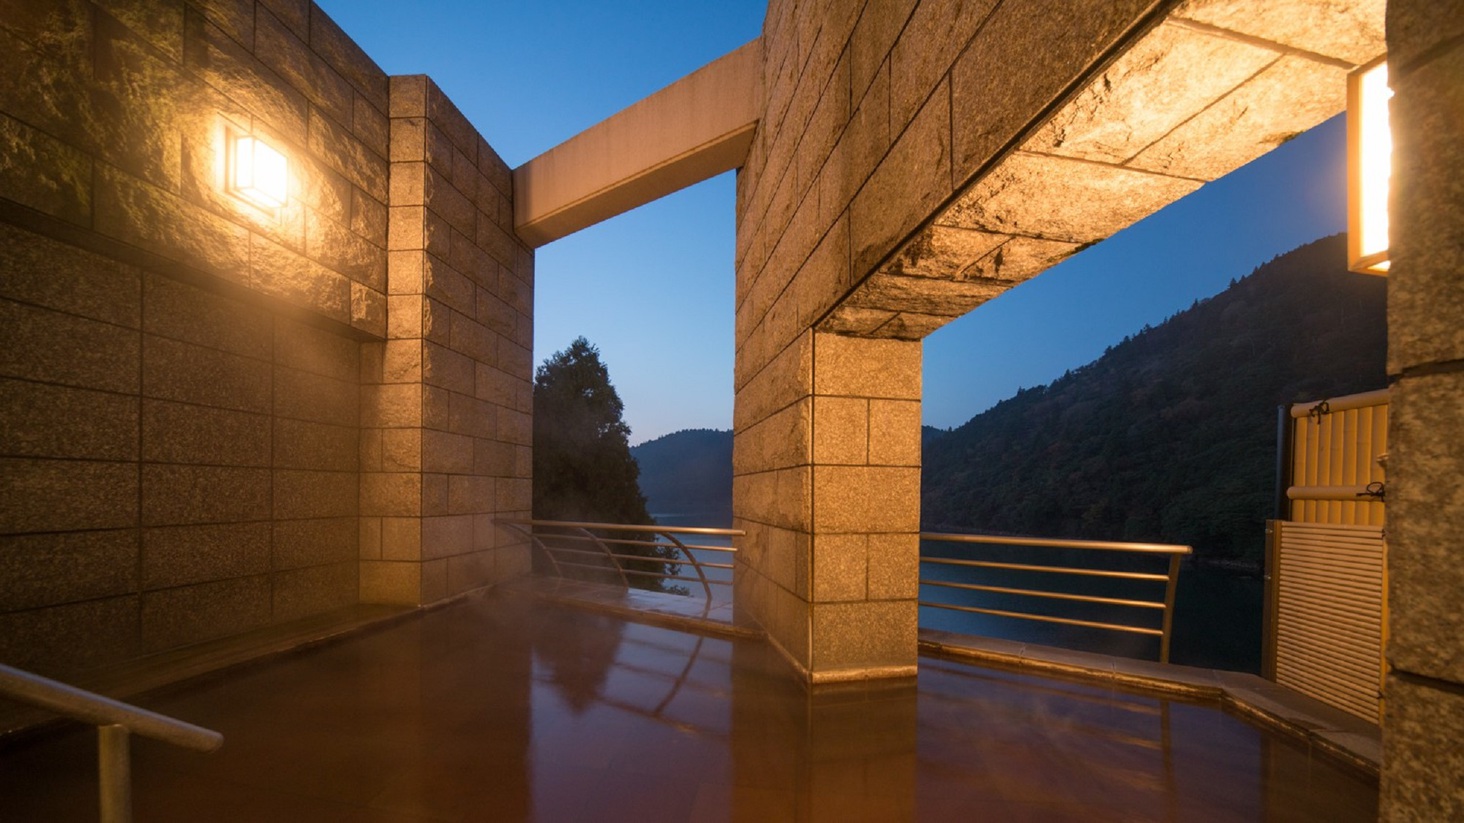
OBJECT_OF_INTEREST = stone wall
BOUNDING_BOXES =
[1381,0,1464,817]
[0,0,530,677]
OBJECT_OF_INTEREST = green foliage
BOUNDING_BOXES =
[532,337,676,590]
[922,235,1387,570]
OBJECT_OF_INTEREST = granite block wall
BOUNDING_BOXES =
[0,0,531,677]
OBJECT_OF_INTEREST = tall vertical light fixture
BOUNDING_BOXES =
[1347,56,1391,275]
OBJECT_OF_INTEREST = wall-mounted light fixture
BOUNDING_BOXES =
[1347,56,1390,275]
[229,133,288,211]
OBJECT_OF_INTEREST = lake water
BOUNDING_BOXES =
[647,514,1263,673]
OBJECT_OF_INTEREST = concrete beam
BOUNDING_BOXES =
[512,38,763,248]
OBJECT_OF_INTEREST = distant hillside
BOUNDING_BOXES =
[632,429,733,525]
[922,234,1386,569]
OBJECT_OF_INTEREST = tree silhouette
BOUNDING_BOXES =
[532,337,677,590]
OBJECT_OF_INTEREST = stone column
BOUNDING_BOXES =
[1379,0,1464,817]
[734,330,921,683]
[359,76,534,606]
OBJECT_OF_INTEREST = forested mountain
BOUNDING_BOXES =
[922,234,1386,569]
[631,428,733,524]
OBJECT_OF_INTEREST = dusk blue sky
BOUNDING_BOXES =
[318,1,1345,443]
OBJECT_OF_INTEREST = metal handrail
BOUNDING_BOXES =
[920,532,1191,663]
[0,663,223,823]
[496,518,742,607]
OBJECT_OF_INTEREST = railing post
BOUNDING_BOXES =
[98,724,132,823]
[578,527,630,588]
[1160,554,1181,664]
[660,531,713,604]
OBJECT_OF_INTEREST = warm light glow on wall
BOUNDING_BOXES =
[1347,57,1390,275]
[229,134,288,210]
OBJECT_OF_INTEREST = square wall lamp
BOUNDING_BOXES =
[1347,56,1390,275]
[229,133,288,211]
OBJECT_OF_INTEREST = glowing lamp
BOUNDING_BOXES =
[230,134,288,210]
[1347,56,1390,275]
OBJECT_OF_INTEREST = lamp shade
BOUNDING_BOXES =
[230,134,288,210]
[1347,57,1390,275]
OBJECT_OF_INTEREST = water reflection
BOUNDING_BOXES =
[0,591,1375,821]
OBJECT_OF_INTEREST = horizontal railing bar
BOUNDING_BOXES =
[917,601,1164,636]
[1289,388,1390,418]
[920,579,1167,609]
[0,664,222,752]
[698,562,735,571]
[922,532,1191,555]
[920,557,1170,581]
[498,518,743,537]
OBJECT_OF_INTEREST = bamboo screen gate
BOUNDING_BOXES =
[1266,388,1387,723]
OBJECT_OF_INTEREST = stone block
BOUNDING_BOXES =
[275,317,360,381]
[0,596,140,678]
[0,530,138,611]
[274,469,357,519]
[470,438,515,478]
[277,367,358,425]
[1389,43,1464,372]
[456,394,500,441]
[143,273,272,359]
[272,561,356,622]
[248,233,351,325]
[1031,22,1279,166]
[812,396,868,465]
[0,299,140,394]
[868,400,921,466]
[890,0,997,130]
[381,428,422,472]
[423,429,476,475]
[350,282,386,337]
[360,472,422,517]
[844,269,996,324]
[812,466,920,533]
[0,458,137,533]
[423,340,477,394]
[734,398,812,475]
[866,532,919,600]
[950,0,1152,183]
[359,559,421,605]
[421,558,449,604]
[387,293,425,339]
[1386,371,1464,683]
[143,334,271,413]
[351,186,388,243]
[810,600,918,673]
[309,3,388,102]
[1382,674,1464,821]
[306,209,387,291]
[422,472,448,516]
[447,550,496,596]
[0,110,92,225]
[496,478,531,513]
[91,14,186,193]
[141,464,270,526]
[947,234,1080,284]
[1176,0,1385,66]
[812,533,867,603]
[813,332,920,400]
[308,105,388,203]
[359,516,382,560]
[1388,0,1464,70]
[388,209,425,256]
[142,399,270,466]
[272,517,357,570]
[1128,56,1346,181]
[274,417,357,471]
[382,338,422,383]
[423,515,474,559]
[942,152,1201,245]
[389,75,427,119]
[141,574,271,652]
[881,224,1005,280]
[447,475,493,516]
[734,331,812,422]
[1,379,138,461]
[183,14,306,144]
[381,516,421,561]
[95,0,185,62]
[270,16,350,126]
[141,521,270,588]
[0,223,141,327]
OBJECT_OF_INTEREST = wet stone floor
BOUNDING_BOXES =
[0,590,1378,821]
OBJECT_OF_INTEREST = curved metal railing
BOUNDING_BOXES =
[0,663,223,822]
[496,518,742,603]
[919,532,1192,663]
